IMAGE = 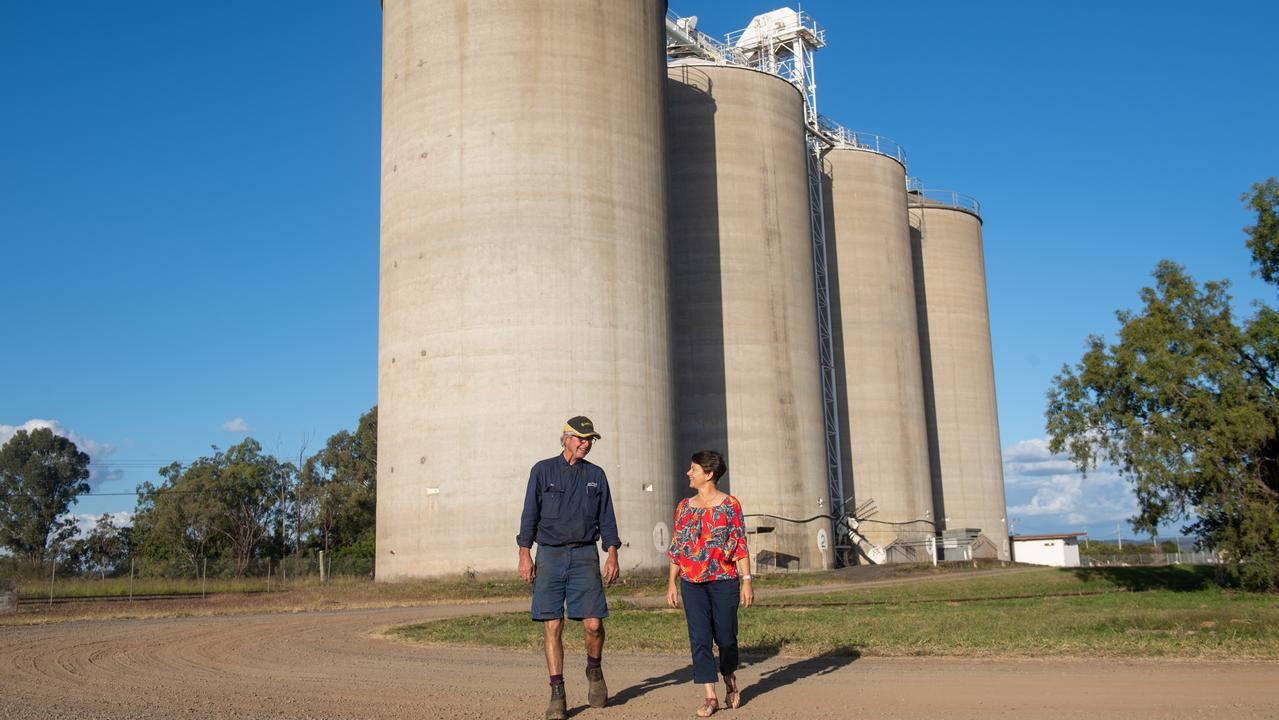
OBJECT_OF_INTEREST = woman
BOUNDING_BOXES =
[666,450,753,717]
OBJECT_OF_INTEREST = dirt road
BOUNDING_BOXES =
[2,598,1276,720]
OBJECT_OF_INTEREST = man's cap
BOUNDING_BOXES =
[563,416,601,439]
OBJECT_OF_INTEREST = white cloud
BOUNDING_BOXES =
[71,512,134,537]
[1002,437,1138,534]
[221,417,251,432]
[0,419,122,489]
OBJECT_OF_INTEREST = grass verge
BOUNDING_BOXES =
[389,566,1279,659]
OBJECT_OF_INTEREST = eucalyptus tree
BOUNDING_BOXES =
[1047,179,1279,590]
[0,428,91,567]
[298,406,376,555]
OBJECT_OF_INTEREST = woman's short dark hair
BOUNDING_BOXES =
[691,450,727,483]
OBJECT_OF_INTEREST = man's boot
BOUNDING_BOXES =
[545,683,567,720]
[586,667,608,708]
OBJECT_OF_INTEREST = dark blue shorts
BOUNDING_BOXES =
[531,544,609,621]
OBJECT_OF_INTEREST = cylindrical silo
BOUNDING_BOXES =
[378,0,675,578]
[823,143,936,560]
[909,192,1009,560]
[666,62,830,571]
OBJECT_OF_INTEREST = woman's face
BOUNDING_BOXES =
[686,461,714,489]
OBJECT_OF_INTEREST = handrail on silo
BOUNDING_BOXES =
[724,11,825,49]
[815,115,907,169]
[906,180,981,217]
[666,8,748,65]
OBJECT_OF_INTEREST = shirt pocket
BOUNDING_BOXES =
[542,489,564,519]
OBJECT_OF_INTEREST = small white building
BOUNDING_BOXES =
[1010,533,1085,567]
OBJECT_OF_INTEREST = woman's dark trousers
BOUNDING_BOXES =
[680,578,740,684]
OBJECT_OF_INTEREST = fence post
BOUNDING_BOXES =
[319,551,326,585]
[48,561,56,606]
[202,557,207,599]
[267,560,272,593]
[0,578,16,615]
[129,558,135,602]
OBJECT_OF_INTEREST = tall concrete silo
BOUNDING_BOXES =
[378,0,675,578]
[909,191,1009,559]
[666,62,830,571]
[822,142,936,560]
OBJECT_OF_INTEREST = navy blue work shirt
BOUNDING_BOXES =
[516,454,621,550]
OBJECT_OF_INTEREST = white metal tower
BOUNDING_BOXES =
[726,8,825,128]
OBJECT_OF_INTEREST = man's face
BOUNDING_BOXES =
[564,434,595,461]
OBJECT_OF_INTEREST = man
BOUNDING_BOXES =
[517,415,621,720]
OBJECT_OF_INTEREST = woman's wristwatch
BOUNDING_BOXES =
[741,574,753,581]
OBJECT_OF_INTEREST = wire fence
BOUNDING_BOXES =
[1,554,374,606]
[1080,552,1223,567]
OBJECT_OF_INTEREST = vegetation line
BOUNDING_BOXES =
[764,588,1125,608]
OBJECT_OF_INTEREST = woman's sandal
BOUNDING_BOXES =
[723,675,741,709]
[696,697,720,717]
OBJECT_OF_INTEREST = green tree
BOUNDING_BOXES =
[1243,178,1279,284]
[299,406,376,555]
[68,514,131,579]
[0,428,91,567]
[216,440,291,576]
[132,438,288,577]
[133,461,225,577]
[1046,179,1279,590]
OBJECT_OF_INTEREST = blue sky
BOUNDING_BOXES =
[3,1,1276,541]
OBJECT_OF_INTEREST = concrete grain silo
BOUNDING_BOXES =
[909,191,1009,559]
[666,62,831,571]
[378,0,675,577]
[822,143,936,560]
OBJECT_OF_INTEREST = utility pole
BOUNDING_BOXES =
[1117,523,1123,551]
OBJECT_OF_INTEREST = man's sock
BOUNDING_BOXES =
[549,674,564,686]
[586,656,601,670]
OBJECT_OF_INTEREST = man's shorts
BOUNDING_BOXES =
[531,543,609,621]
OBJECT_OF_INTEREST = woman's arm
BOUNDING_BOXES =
[727,498,753,608]
[666,562,681,608]
[666,499,685,608]
[736,556,753,608]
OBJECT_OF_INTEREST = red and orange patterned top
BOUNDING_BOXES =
[667,495,750,583]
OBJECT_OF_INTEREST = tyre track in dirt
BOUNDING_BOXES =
[2,588,1277,719]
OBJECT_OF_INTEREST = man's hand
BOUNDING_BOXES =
[666,582,679,609]
[602,547,620,586]
[518,547,535,584]
[740,578,753,608]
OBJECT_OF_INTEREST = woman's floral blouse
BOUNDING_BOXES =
[667,495,749,583]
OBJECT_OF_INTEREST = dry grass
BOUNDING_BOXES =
[2,563,932,626]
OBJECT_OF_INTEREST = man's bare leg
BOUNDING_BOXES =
[543,618,565,676]
[583,617,605,658]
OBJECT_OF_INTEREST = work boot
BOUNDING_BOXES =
[545,683,567,720]
[586,666,608,708]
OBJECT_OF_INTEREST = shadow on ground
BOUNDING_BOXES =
[1068,564,1224,592]
[606,641,784,708]
[739,647,860,708]
[605,663,693,708]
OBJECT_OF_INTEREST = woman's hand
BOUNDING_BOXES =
[666,582,680,609]
[740,578,753,609]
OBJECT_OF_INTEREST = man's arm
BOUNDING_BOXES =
[598,471,621,585]
[597,471,621,551]
[516,464,541,583]
[602,545,619,586]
